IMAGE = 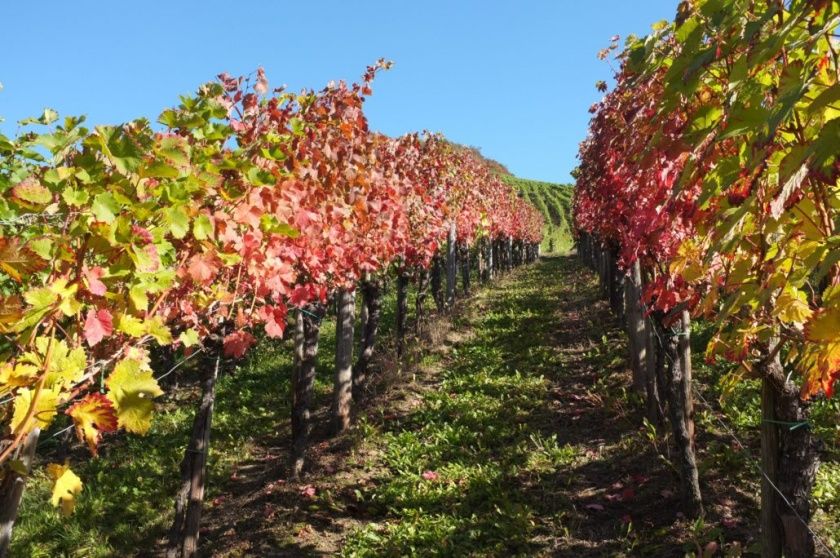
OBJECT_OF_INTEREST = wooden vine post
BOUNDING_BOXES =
[446,221,457,309]
[355,277,383,397]
[168,351,221,558]
[761,363,783,558]
[333,288,355,433]
[477,238,487,283]
[624,260,646,394]
[290,304,324,479]
[665,310,702,518]
[415,269,430,335]
[459,243,470,295]
[759,340,819,558]
[487,237,494,280]
[607,247,623,319]
[431,254,445,312]
[395,271,409,357]
[0,429,40,558]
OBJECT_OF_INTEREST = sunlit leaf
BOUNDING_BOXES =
[47,463,83,516]
[67,393,118,455]
[106,358,163,434]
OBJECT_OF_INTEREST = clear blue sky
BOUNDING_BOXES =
[1,1,677,184]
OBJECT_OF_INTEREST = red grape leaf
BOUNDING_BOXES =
[83,265,107,296]
[84,309,113,347]
[67,393,118,455]
[187,253,219,285]
[223,331,256,358]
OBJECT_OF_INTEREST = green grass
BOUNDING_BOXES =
[341,262,583,557]
[11,274,441,557]
[12,334,305,557]
[14,255,839,556]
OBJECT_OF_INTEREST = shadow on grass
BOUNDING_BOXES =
[11,327,308,557]
[13,255,793,557]
[336,256,626,556]
[335,256,765,558]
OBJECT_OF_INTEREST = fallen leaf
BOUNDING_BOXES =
[721,516,738,529]
[421,470,439,481]
[620,487,636,501]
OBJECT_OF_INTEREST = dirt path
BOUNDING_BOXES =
[199,255,759,557]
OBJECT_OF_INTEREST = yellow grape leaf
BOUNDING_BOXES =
[106,358,163,434]
[824,284,840,305]
[775,287,813,325]
[48,345,86,389]
[18,338,86,390]
[67,393,118,455]
[129,285,148,313]
[670,239,704,282]
[726,257,755,291]
[0,363,38,396]
[11,177,52,206]
[804,306,840,343]
[796,199,825,241]
[47,463,83,516]
[31,336,52,362]
[178,328,200,348]
[45,341,86,390]
[49,278,80,317]
[116,313,146,337]
[10,387,59,434]
[14,289,56,333]
[57,297,81,318]
[116,314,174,345]
[145,316,172,345]
[799,340,840,398]
[22,286,57,311]
[0,363,11,395]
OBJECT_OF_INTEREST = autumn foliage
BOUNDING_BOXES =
[0,61,542,509]
[574,1,840,399]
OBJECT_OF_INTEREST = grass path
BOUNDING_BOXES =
[23,255,828,556]
[200,255,761,557]
[336,256,608,556]
[329,256,688,557]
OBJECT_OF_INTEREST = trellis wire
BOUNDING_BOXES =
[32,347,207,450]
[691,385,837,558]
[643,311,837,558]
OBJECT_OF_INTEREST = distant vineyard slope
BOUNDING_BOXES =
[503,176,573,254]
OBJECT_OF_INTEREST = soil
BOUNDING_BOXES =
[191,255,763,557]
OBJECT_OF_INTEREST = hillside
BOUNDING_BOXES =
[503,176,574,254]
